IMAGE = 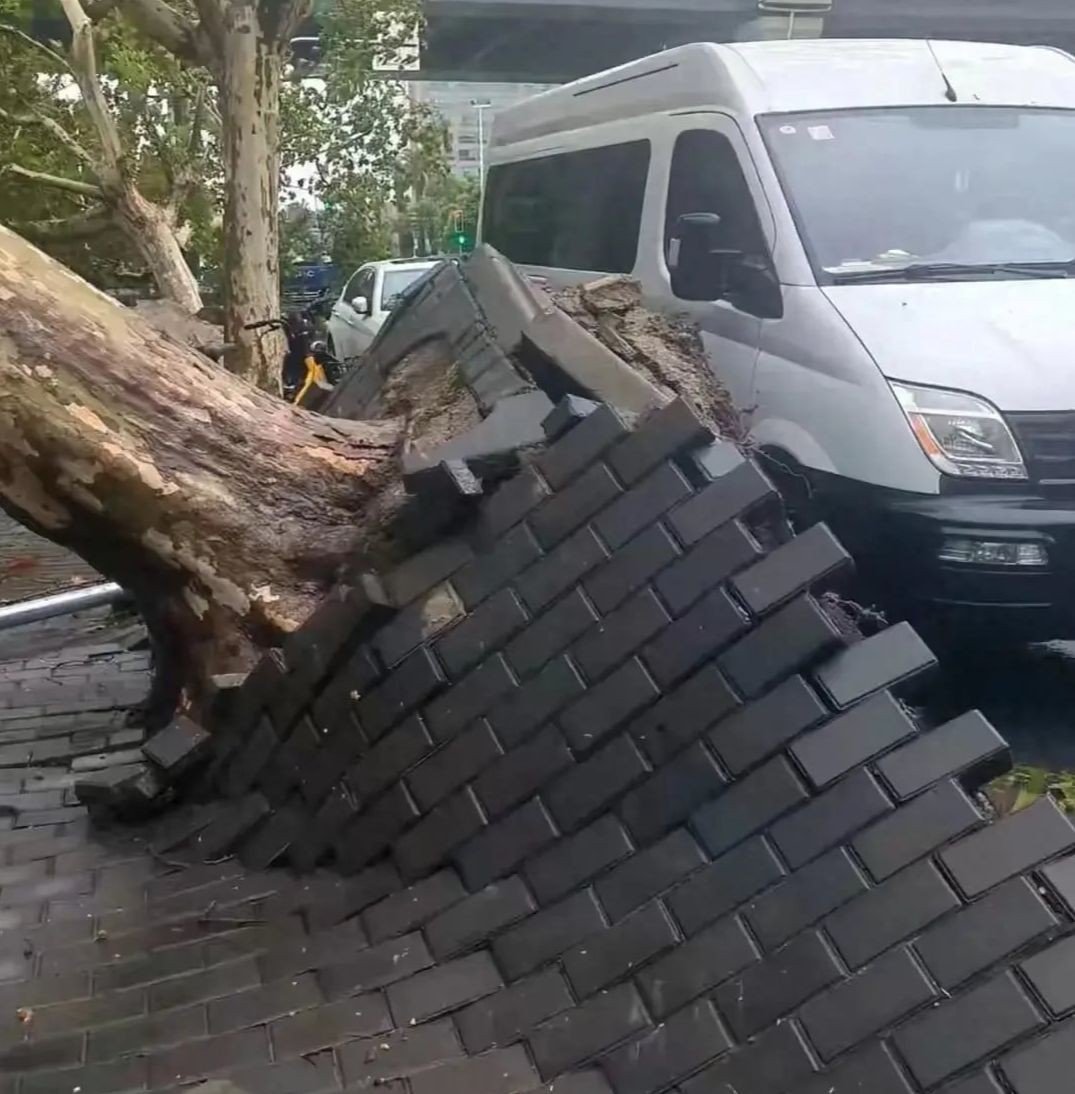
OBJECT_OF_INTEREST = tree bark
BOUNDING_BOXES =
[0,224,402,705]
[113,187,203,315]
[219,3,284,390]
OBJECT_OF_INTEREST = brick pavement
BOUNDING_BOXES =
[0,514,100,606]
[3,398,1075,1094]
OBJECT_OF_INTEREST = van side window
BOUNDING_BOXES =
[665,129,767,300]
[483,141,650,272]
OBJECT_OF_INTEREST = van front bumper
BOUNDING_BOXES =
[831,488,1075,640]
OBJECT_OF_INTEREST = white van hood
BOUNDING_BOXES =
[822,281,1075,412]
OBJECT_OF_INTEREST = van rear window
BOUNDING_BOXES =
[482,140,650,272]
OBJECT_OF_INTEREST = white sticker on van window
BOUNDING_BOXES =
[807,125,834,141]
[779,125,796,135]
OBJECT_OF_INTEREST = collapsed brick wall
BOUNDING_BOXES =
[181,397,1075,1094]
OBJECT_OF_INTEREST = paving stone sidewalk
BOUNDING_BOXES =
[0,515,100,606]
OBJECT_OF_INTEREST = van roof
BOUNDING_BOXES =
[490,40,1075,148]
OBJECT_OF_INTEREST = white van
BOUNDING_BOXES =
[481,39,1075,639]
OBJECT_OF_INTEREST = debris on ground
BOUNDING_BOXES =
[555,275,743,440]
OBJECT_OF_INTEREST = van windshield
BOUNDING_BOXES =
[759,107,1075,283]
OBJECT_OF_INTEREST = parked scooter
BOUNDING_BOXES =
[244,291,345,406]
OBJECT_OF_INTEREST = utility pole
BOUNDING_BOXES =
[470,99,493,197]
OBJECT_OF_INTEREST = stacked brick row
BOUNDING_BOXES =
[181,398,1075,1093]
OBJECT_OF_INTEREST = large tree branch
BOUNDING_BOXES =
[116,0,215,67]
[58,0,126,186]
[85,0,122,17]
[0,23,74,75]
[21,207,114,242]
[3,163,105,199]
[264,0,316,48]
[0,105,97,169]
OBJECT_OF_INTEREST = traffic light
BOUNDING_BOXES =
[449,209,472,252]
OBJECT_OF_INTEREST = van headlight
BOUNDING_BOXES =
[891,382,1027,480]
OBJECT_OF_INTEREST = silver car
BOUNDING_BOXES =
[327,258,439,362]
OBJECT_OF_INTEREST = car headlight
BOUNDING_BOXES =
[890,382,1027,480]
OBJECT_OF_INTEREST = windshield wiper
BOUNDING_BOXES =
[828,261,1074,284]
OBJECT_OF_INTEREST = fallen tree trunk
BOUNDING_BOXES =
[0,225,402,708]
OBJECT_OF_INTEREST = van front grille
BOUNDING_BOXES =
[1008,410,1075,485]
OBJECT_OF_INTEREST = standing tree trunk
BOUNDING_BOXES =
[218,4,285,390]
[113,186,203,315]
[0,224,401,707]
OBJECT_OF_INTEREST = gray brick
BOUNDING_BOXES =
[530,462,622,548]
[348,714,433,802]
[793,1042,911,1094]
[731,522,850,615]
[1001,1020,1075,1094]
[337,1018,463,1085]
[386,538,474,605]
[537,404,630,489]
[813,621,936,709]
[893,972,1044,1089]
[357,648,446,741]
[799,946,936,1060]
[514,528,608,617]
[529,982,650,1078]
[455,969,574,1053]
[456,798,557,890]
[791,690,917,789]
[602,999,731,1094]
[270,993,392,1059]
[546,734,649,832]
[147,1027,269,1088]
[474,726,572,816]
[407,721,502,810]
[560,658,659,753]
[386,951,503,1025]
[320,932,434,1000]
[744,848,867,950]
[943,797,1075,898]
[410,1046,539,1094]
[667,836,785,936]
[573,588,670,683]
[436,589,529,677]
[507,588,600,678]
[454,524,543,609]
[525,816,634,905]
[618,742,725,844]
[825,860,961,969]
[493,889,607,980]
[425,655,518,743]
[1019,933,1075,1016]
[717,594,843,699]
[918,877,1059,990]
[595,828,705,921]
[563,901,678,997]
[877,709,1010,800]
[335,782,419,873]
[769,767,892,869]
[636,915,758,1018]
[655,520,761,615]
[207,973,322,1034]
[480,466,551,539]
[667,460,773,546]
[363,870,466,941]
[641,587,747,688]
[393,787,486,880]
[681,1021,815,1094]
[854,780,983,881]
[608,399,711,486]
[486,656,586,748]
[374,584,465,669]
[692,756,807,858]
[713,929,843,1039]
[707,673,827,775]
[425,876,536,958]
[593,462,692,550]
[584,524,680,614]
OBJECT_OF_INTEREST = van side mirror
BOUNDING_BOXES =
[351,294,370,316]
[669,213,740,301]
[670,213,782,318]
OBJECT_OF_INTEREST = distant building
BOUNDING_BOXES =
[408,81,556,178]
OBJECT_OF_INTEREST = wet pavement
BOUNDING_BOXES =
[923,640,1075,771]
